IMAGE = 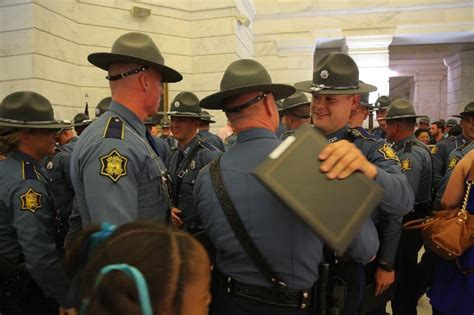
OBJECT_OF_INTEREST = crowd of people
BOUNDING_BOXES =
[0,31,472,315]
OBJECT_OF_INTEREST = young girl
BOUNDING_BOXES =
[66,222,212,315]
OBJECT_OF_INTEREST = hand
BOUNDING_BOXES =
[59,307,77,315]
[374,267,395,296]
[171,207,183,227]
[319,140,377,179]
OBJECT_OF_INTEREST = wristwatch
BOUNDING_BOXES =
[378,261,394,272]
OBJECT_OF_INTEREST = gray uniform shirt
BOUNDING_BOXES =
[166,135,220,222]
[328,126,415,263]
[393,135,432,205]
[194,128,379,289]
[432,134,466,191]
[0,150,69,305]
[198,130,225,152]
[71,101,168,227]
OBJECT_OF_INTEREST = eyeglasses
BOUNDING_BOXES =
[223,93,269,114]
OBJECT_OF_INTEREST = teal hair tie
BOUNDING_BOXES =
[81,264,153,315]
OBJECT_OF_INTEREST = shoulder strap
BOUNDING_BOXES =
[171,144,202,206]
[103,117,124,139]
[209,156,286,288]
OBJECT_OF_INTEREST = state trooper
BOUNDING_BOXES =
[295,52,415,314]
[166,92,220,253]
[431,102,474,192]
[370,96,391,139]
[444,118,458,136]
[71,32,182,226]
[348,91,374,133]
[95,96,112,118]
[382,99,433,315]
[144,115,170,160]
[196,59,380,315]
[159,117,178,149]
[72,112,92,136]
[43,123,78,251]
[348,90,403,315]
[418,117,430,130]
[278,91,311,140]
[198,110,226,151]
[0,91,72,314]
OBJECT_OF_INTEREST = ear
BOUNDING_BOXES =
[19,131,31,145]
[350,94,360,110]
[264,94,277,116]
[138,72,148,91]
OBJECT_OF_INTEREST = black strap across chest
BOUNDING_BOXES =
[209,156,286,288]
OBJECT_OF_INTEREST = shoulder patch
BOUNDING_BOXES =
[197,141,217,152]
[103,117,124,140]
[21,161,40,180]
[378,144,400,162]
[400,158,412,172]
[448,156,459,170]
[100,149,128,182]
[430,146,438,154]
[20,188,42,213]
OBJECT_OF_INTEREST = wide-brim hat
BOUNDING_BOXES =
[73,112,92,127]
[200,59,295,109]
[385,99,424,121]
[168,91,202,118]
[95,97,112,118]
[279,91,310,112]
[0,91,71,129]
[453,102,474,118]
[294,52,377,95]
[200,110,216,123]
[88,32,182,83]
[371,95,391,112]
[446,118,458,127]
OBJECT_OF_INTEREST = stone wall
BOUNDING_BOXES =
[1,0,473,128]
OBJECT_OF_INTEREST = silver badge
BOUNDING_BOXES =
[320,70,329,80]
[46,161,54,170]
[190,160,196,170]
[174,101,180,108]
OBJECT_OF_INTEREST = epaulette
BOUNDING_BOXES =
[21,161,40,180]
[103,117,124,140]
[403,141,413,153]
[197,140,217,152]
[346,128,378,142]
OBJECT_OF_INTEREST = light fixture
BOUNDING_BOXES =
[131,5,151,18]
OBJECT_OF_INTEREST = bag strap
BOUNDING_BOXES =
[209,156,287,288]
[455,258,474,275]
[402,218,436,230]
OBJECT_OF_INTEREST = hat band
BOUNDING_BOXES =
[0,118,66,126]
[223,92,268,114]
[311,84,359,93]
[106,66,148,81]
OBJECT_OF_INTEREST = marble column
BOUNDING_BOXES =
[413,73,446,120]
[444,50,474,116]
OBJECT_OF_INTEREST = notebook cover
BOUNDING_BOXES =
[253,125,384,254]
